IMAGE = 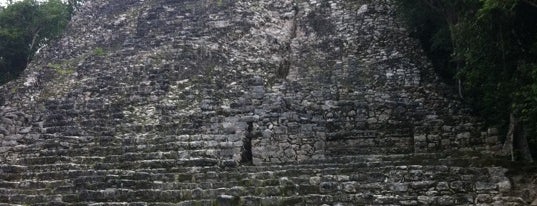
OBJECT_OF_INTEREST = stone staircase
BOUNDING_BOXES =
[0,150,522,205]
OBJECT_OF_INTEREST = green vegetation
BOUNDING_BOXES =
[396,0,537,161]
[47,62,74,75]
[93,47,106,56]
[0,0,82,85]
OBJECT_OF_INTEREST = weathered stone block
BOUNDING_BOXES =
[418,196,437,205]
[497,180,511,193]
[476,181,497,191]
[319,182,338,193]
[390,183,409,192]
[216,195,240,206]
[437,195,456,205]
[476,194,493,203]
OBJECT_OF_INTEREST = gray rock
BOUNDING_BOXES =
[417,196,437,205]
[19,126,32,134]
[476,181,497,191]
[531,198,537,206]
[0,126,8,135]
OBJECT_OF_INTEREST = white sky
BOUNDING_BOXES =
[0,0,49,7]
[1,0,19,6]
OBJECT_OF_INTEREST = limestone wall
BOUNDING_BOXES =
[0,0,500,165]
[0,0,522,205]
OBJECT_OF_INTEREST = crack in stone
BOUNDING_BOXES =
[277,4,299,80]
[240,121,254,164]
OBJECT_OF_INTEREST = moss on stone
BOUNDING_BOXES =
[48,63,75,76]
[93,47,107,56]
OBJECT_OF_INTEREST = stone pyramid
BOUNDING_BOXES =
[0,0,526,205]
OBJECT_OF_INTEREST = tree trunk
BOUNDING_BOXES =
[501,113,516,161]
[447,23,464,99]
[516,124,534,162]
[502,112,534,162]
[27,28,41,62]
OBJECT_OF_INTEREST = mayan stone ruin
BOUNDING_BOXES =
[0,0,533,205]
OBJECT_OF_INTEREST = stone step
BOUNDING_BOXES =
[92,158,222,170]
[15,150,464,171]
[62,188,420,203]
[0,180,69,190]
[1,162,492,184]
[87,150,228,161]
[0,194,62,204]
[0,166,497,200]
[63,177,484,196]
[58,193,478,205]
[0,188,59,196]
[21,141,242,157]
[0,189,498,206]
[8,158,387,173]
[0,163,388,180]
[17,151,230,167]
[0,193,516,206]
[16,153,230,167]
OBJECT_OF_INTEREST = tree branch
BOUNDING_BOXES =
[420,0,441,13]
[521,0,537,8]
[27,28,42,61]
[501,112,516,161]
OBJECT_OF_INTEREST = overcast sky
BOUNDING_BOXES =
[0,0,49,7]
[1,0,17,6]
[1,0,22,6]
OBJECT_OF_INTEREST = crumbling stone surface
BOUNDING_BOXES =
[0,0,526,205]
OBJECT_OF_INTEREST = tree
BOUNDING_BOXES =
[0,0,71,85]
[66,0,84,15]
[396,0,537,161]
[457,0,537,162]
[396,0,480,97]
